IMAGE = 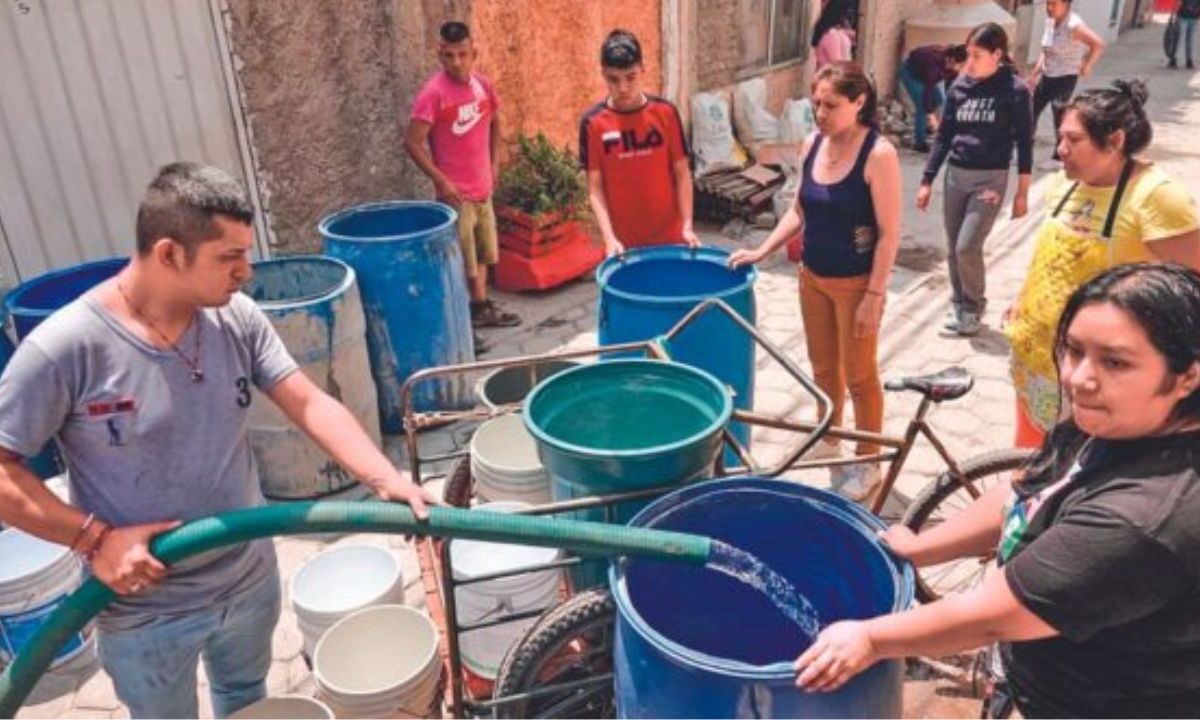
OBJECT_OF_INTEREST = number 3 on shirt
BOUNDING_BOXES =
[235,377,252,408]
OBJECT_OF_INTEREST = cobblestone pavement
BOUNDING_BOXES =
[15,18,1199,719]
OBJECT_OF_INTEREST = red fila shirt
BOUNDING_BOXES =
[579,96,689,248]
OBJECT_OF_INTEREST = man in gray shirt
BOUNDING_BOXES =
[0,162,435,718]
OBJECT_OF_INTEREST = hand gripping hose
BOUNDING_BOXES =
[0,501,711,717]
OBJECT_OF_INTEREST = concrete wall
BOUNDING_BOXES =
[860,0,926,99]
[225,0,468,253]
[683,0,822,119]
[470,0,663,155]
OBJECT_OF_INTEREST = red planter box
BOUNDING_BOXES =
[496,205,588,258]
[495,231,605,292]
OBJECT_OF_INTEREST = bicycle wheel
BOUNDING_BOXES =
[902,448,1035,603]
[492,588,616,719]
[442,455,474,508]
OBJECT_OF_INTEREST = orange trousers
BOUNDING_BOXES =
[799,268,883,455]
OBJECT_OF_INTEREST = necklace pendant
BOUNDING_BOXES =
[190,369,205,383]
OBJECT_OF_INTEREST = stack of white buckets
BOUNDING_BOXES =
[0,475,97,688]
[455,377,562,682]
[0,529,96,676]
[290,544,441,717]
[284,370,563,715]
[469,413,552,505]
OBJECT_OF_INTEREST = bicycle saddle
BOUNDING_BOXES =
[884,366,974,402]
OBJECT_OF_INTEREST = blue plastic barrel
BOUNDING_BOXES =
[320,202,473,432]
[611,477,913,718]
[597,247,756,463]
[0,317,13,379]
[524,359,732,588]
[244,256,380,500]
[5,258,128,341]
[3,258,128,478]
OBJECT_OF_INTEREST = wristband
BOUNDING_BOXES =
[83,524,113,564]
[69,513,96,552]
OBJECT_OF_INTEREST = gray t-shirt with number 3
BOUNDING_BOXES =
[0,291,298,629]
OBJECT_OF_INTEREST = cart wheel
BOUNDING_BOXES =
[902,448,1035,603]
[492,588,616,719]
[443,455,474,508]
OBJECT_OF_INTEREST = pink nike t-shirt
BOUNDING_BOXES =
[410,71,500,202]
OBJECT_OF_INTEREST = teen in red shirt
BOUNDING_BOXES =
[579,29,700,255]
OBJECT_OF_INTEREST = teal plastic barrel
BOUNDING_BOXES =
[612,478,914,717]
[524,359,732,587]
[319,202,473,431]
[244,256,380,500]
[597,247,757,462]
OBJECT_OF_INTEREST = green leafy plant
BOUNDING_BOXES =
[496,132,588,219]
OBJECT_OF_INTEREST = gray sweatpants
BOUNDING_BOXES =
[942,166,1009,315]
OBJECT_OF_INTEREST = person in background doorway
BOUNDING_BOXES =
[1029,0,1105,161]
[406,21,520,341]
[0,163,435,719]
[812,0,855,70]
[795,263,1200,719]
[579,29,700,257]
[1171,0,1200,68]
[1006,80,1200,448]
[729,62,901,503]
[899,43,968,152]
[918,23,1033,337]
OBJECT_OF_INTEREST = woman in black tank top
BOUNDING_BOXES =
[730,62,901,502]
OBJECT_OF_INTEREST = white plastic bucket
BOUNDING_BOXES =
[290,545,404,658]
[470,414,551,505]
[313,605,441,719]
[0,528,90,667]
[230,694,334,719]
[450,502,562,679]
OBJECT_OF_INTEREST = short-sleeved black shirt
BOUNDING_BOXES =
[999,429,1200,718]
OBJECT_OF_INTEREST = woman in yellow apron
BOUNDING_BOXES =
[1006,79,1200,447]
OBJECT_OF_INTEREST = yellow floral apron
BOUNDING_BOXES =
[1005,162,1138,431]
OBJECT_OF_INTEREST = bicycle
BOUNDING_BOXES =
[414,300,1032,717]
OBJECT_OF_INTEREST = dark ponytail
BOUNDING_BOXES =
[1067,79,1153,156]
[966,22,1015,68]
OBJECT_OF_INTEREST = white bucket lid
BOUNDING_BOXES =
[0,528,72,587]
[450,502,560,581]
[290,545,401,618]
[470,415,544,474]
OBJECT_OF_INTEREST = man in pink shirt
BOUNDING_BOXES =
[405,22,519,335]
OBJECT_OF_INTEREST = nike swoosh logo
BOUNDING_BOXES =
[452,109,485,136]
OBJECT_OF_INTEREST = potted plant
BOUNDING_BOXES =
[492,133,603,291]
[494,133,590,257]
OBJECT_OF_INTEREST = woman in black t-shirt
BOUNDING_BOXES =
[793,263,1200,718]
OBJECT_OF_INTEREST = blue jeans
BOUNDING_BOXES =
[98,573,281,718]
[899,63,944,146]
[1178,17,1198,64]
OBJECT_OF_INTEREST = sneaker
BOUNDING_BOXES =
[1169,59,1178,69]
[805,439,842,460]
[945,309,982,336]
[471,299,521,328]
[943,307,961,331]
[912,141,931,154]
[833,464,882,503]
[954,310,982,336]
[1189,60,1196,70]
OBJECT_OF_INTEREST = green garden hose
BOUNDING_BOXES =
[0,501,711,717]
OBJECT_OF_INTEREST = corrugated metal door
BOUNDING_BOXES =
[0,0,267,286]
